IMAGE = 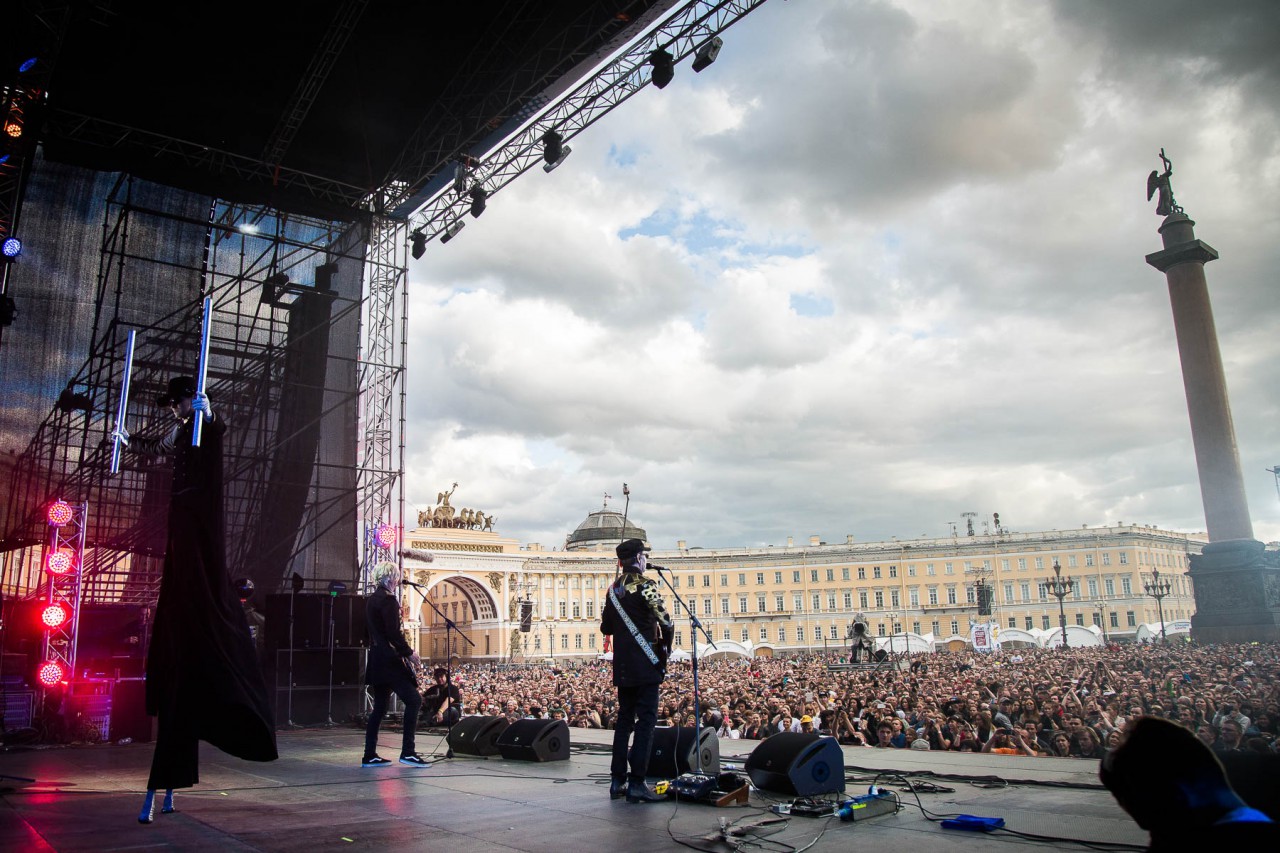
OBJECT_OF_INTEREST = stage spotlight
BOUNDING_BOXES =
[47,500,73,526]
[439,220,466,244]
[56,387,93,414]
[2,236,21,258]
[542,131,564,165]
[41,604,69,629]
[374,523,397,549]
[327,580,347,598]
[410,230,426,260]
[234,577,255,603]
[4,122,21,139]
[46,548,76,575]
[649,48,675,89]
[692,36,723,72]
[38,660,65,686]
[469,185,487,218]
[19,58,38,74]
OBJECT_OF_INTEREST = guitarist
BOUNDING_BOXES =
[601,539,673,803]
[362,565,427,767]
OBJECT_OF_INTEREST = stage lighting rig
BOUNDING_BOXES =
[692,37,723,72]
[439,219,466,244]
[410,229,427,259]
[649,48,675,89]
[468,185,487,218]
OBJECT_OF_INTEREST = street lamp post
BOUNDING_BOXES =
[885,610,899,662]
[547,622,556,662]
[1094,599,1108,644]
[1143,569,1173,642]
[1044,559,1075,649]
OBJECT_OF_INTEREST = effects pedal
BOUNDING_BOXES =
[836,791,897,823]
[673,773,717,801]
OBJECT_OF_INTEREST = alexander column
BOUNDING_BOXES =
[1145,150,1280,641]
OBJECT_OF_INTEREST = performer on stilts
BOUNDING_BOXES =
[116,375,277,822]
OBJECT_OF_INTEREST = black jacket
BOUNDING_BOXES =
[365,585,414,686]
[601,572,673,688]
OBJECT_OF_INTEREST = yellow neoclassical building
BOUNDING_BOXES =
[406,499,1203,663]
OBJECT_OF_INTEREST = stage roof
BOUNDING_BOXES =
[9,1,673,220]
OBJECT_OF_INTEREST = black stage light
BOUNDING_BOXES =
[542,131,564,165]
[234,577,255,602]
[692,37,723,73]
[327,580,347,598]
[440,220,466,244]
[410,230,427,259]
[649,48,674,89]
[469,185,487,218]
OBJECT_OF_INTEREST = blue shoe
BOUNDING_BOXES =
[362,755,392,768]
[609,779,627,800]
[399,753,430,767]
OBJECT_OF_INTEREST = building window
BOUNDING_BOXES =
[1004,584,1014,603]
[674,632,682,646]
[950,620,958,635]
[908,564,916,577]
[778,627,786,642]
[1025,616,1033,629]
[1008,617,1016,628]
[1126,611,1136,627]
[776,594,785,611]
[1001,559,1010,571]
[589,633,596,648]
[1102,552,1111,566]
[572,602,581,618]
[877,623,886,636]
[1104,577,1114,596]
[757,595,767,612]
[858,567,866,580]
[926,563,936,576]
[739,597,748,613]
[1018,558,1027,571]
[889,565,898,578]
[946,587,957,605]
[859,591,869,608]
[890,589,899,607]
[1119,553,1129,564]
[1085,554,1095,567]
[775,571,783,584]
[561,635,568,649]
[827,593,836,610]
[1109,612,1119,628]
[1042,615,1051,629]
[756,572,765,585]
[810,570,819,583]
[966,586,976,604]
[843,592,852,609]
[793,571,801,583]
[826,568,835,582]
[1034,557,1044,570]
[842,567,850,581]
[928,588,938,606]
[738,573,746,586]
[873,566,882,579]
[721,598,730,614]
[558,602,567,618]
[703,575,711,587]
[812,594,821,611]
[909,589,919,607]
[829,625,839,639]
[741,628,749,641]
[586,600,595,618]
[721,574,728,586]
[672,575,679,588]
[534,636,541,650]
[793,594,803,611]
[760,627,768,640]
[1075,612,1084,626]
[874,590,884,608]
[796,626,804,641]
[1121,576,1132,595]
[703,599,713,616]
[574,634,583,649]
[723,628,731,640]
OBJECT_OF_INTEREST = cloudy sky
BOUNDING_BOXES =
[402,0,1280,551]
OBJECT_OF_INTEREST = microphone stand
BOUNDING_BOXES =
[402,581,473,755]
[652,565,718,780]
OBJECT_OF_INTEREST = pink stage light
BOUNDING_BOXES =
[374,523,397,549]
[41,604,69,629]
[46,548,75,575]
[47,500,74,526]
[37,660,65,686]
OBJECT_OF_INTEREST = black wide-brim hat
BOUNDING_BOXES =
[616,538,650,562]
[155,375,197,407]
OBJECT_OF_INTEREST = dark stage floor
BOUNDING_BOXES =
[1,727,1148,851]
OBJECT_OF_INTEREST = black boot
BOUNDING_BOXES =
[609,778,627,800]
[626,780,664,804]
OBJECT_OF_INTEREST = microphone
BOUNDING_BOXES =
[401,579,423,588]
[649,565,669,573]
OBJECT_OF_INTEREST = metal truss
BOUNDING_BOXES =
[401,0,773,238]
[38,500,87,687]
[354,214,407,590]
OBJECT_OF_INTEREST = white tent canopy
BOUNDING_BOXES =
[1042,625,1104,648]
[1135,621,1192,643]
[873,632,934,654]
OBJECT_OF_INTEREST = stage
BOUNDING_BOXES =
[1,727,1147,852]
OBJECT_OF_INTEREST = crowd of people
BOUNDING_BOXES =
[432,642,1278,759]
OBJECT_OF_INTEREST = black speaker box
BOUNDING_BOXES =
[276,686,365,726]
[745,733,845,796]
[265,593,327,650]
[648,725,720,778]
[110,678,154,743]
[447,715,510,756]
[274,648,363,688]
[496,718,569,762]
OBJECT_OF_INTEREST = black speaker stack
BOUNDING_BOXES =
[744,733,846,797]
[264,593,368,726]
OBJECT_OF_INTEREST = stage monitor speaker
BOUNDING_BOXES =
[265,593,327,651]
[745,733,845,797]
[496,718,569,762]
[648,725,720,778]
[447,715,509,756]
[109,678,153,743]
